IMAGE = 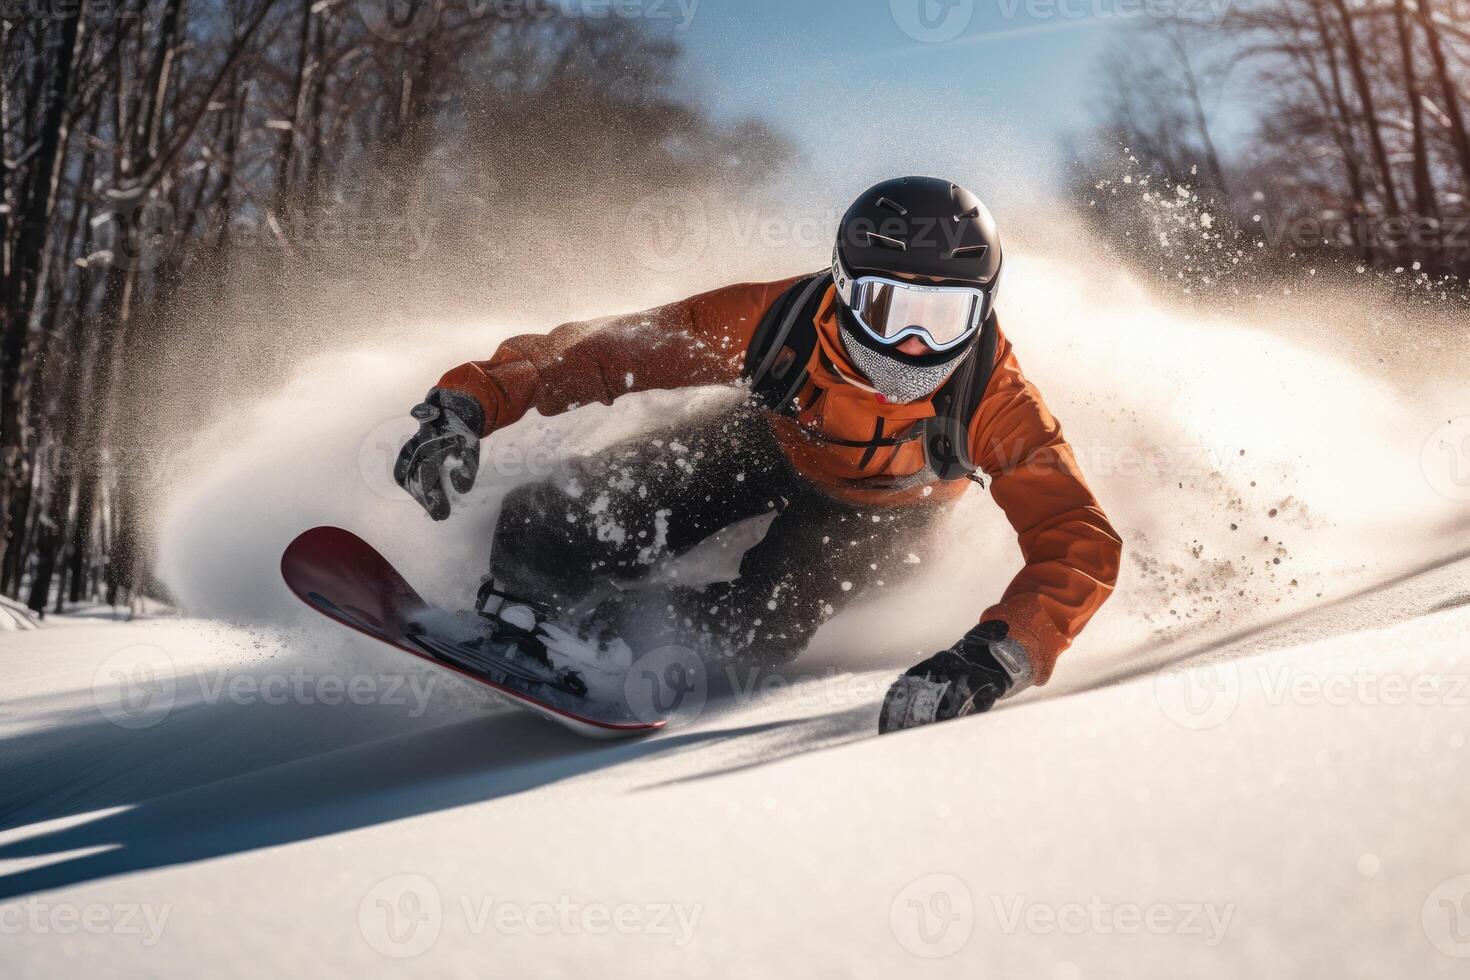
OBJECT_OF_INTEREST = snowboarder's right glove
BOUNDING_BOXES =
[394,387,485,521]
[878,621,1033,734]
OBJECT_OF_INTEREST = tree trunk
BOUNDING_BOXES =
[1327,0,1402,222]
[1394,0,1437,238]
[1417,0,1470,197]
[273,0,313,222]
[66,477,95,604]
[1,21,13,284]
[1309,0,1372,259]
[0,14,83,575]
[1165,26,1230,201]
[302,11,329,234]
[26,149,99,612]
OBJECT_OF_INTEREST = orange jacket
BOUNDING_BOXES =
[437,277,1122,683]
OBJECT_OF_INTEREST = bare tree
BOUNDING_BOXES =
[0,0,793,612]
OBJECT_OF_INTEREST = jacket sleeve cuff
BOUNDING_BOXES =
[435,361,541,437]
[979,594,1068,686]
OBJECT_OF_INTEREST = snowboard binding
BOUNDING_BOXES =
[470,579,589,698]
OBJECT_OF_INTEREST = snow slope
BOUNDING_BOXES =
[0,596,39,631]
[8,183,1470,976]
[3,551,1470,978]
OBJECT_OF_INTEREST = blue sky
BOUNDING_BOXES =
[667,0,1126,189]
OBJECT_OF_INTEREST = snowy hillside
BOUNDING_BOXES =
[3,549,1470,978]
[5,227,1469,978]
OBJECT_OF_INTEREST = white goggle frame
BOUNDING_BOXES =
[832,252,990,353]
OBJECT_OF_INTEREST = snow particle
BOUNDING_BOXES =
[1356,854,1381,878]
[840,581,853,592]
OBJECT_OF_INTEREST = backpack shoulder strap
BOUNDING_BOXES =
[924,310,999,482]
[743,271,832,415]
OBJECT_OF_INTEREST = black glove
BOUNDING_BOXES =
[393,388,485,521]
[878,621,1032,734]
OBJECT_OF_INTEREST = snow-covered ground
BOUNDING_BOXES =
[3,549,1470,978]
[5,207,1470,975]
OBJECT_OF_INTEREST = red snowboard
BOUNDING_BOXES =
[280,526,665,739]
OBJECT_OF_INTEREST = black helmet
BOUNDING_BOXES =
[835,176,1002,290]
[831,177,1002,401]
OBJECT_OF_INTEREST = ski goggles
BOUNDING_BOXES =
[833,254,990,353]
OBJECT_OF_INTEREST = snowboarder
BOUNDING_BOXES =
[394,177,1122,731]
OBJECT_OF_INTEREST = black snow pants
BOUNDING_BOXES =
[489,407,947,665]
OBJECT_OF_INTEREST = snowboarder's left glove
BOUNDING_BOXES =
[878,621,1033,733]
[394,388,485,521]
